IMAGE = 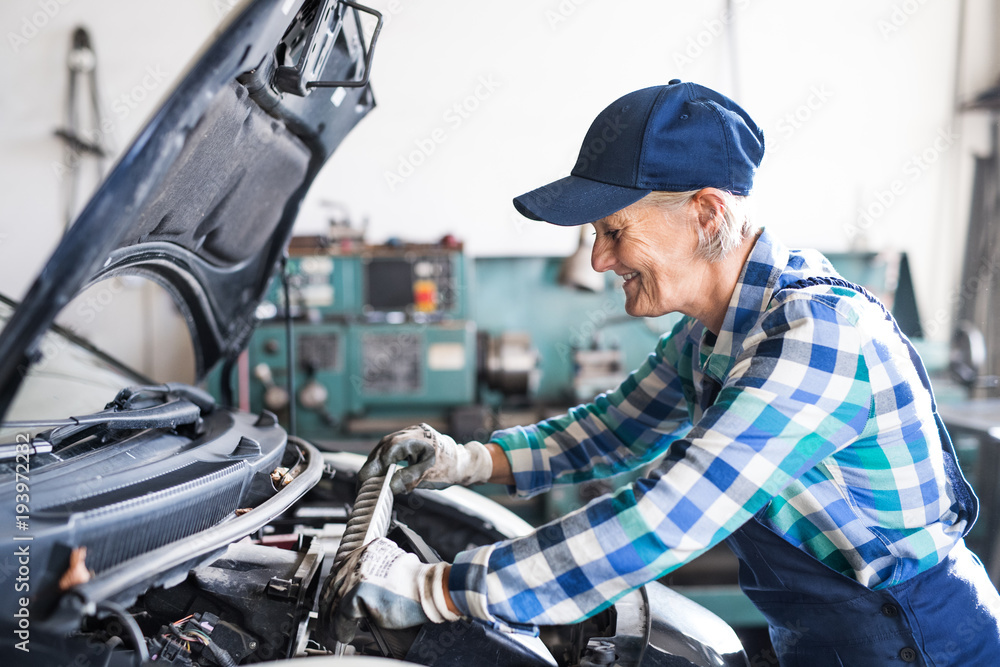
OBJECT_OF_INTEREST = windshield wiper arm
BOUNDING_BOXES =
[1,398,203,432]
[0,383,215,460]
[0,399,205,461]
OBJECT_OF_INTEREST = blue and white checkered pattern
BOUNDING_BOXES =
[448,229,969,628]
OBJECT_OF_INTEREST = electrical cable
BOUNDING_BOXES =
[169,614,238,667]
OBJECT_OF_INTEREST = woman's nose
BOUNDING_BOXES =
[591,236,615,273]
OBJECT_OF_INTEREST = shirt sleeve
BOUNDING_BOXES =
[449,296,875,627]
[488,318,696,498]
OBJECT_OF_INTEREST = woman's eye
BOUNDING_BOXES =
[604,229,621,239]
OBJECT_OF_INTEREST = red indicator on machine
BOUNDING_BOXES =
[413,278,438,312]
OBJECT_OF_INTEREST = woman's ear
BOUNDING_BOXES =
[692,188,726,236]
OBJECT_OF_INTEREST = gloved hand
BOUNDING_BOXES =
[332,537,460,643]
[359,423,493,494]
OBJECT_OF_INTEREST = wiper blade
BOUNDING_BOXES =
[107,383,216,414]
[0,382,214,432]
[0,398,203,432]
[0,383,215,461]
[0,399,205,462]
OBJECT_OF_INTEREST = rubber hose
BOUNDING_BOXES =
[332,469,394,570]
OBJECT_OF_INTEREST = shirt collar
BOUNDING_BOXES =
[702,228,789,382]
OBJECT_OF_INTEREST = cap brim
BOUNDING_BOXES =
[512,175,651,226]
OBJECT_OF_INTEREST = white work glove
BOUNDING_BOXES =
[359,423,493,494]
[332,537,460,643]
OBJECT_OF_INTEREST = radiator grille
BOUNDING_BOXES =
[57,461,248,573]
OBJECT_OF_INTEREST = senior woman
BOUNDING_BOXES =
[331,81,1000,665]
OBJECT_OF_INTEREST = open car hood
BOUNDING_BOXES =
[0,0,379,421]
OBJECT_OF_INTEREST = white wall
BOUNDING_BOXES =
[0,0,995,377]
[0,0,232,380]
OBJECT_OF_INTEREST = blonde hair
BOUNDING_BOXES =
[640,190,754,262]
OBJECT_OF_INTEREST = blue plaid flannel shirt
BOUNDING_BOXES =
[448,229,969,628]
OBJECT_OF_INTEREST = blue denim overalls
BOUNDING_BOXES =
[724,278,1000,665]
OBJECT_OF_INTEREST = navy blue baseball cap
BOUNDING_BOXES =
[513,80,765,226]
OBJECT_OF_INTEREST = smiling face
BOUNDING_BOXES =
[588,189,758,332]
[590,199,706,319]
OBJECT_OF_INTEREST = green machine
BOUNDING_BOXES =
[240,238,487,446]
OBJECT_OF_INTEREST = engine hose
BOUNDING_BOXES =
[331,464,397,571]
[315,463,397,650]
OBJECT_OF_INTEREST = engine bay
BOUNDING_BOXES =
[14,427,626,666]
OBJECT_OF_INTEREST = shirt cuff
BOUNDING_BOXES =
[448,543,539,636]
[489,425,553,498]
[448,543,498,623]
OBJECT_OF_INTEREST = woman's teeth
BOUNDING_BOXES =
[622,272,638,282]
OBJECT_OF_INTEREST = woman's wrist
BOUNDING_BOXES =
[441,565,460,614]
[485,443,515,485]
